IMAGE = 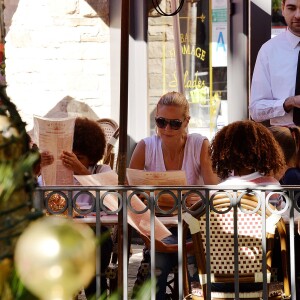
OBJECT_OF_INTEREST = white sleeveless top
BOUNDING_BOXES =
[143,133,206,185]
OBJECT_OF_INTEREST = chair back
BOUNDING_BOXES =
[200,197,265,277]
[97,118,119,170]
[184,192,290,299]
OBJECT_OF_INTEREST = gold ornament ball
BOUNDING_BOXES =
[14,216,96,300]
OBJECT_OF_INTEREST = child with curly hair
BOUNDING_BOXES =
[62,117,112,298]
[61,117,111,177]
[39,117,112,298]
[207,120,287,294]
[209,120,285,184]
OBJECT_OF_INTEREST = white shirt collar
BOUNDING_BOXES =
[227,171,262,181]
[219,171,262,186]
[286,28,300,49]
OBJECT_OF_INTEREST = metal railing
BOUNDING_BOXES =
[34,185,300,300]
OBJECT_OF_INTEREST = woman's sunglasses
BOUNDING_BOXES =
[155,117,183,130]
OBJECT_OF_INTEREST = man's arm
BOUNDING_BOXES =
[250,48,287,122]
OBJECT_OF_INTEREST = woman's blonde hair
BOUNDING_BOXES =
[156,91,190,119]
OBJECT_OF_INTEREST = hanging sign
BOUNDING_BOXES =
[212,0,227,67]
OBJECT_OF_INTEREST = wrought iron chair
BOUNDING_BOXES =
[97,118,119,171]
[183,192,291,300]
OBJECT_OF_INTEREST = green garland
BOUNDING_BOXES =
[0,86,42,299]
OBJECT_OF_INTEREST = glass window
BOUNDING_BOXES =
[147,0,227,139]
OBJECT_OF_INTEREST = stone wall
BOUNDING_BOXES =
[4,0,111,132]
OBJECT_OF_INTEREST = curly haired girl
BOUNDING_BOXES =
[209,120,285,181]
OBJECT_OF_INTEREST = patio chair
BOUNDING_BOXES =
[183,192,291,300]
[97,118,119,170]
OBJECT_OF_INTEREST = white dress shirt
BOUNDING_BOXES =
[250,28,300,126]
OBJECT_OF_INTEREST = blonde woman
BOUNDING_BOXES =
[130,91,218,185]
[129,91,219,299]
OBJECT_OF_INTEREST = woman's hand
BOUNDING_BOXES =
[60,151,90,175]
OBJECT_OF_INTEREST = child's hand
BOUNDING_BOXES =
[60,151,90,175]
[40,151,54,168]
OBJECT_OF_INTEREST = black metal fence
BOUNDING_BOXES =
[34,185,300,300]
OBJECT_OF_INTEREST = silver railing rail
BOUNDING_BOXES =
[34,185,300,300]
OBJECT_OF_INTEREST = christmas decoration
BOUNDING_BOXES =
[0,86,40,298]
[15,216,96,300]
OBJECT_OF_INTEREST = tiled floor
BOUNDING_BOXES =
[78,242,179,299]
[126,243,174,299]
[127,244,144,298]
[103,243,145,299]
[77,243,144,300]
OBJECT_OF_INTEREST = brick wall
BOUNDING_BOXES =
[4,0,111,131]
[3,0,180,135]
[147,0,177,128]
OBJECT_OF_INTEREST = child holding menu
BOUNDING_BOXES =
[36,117,112,298]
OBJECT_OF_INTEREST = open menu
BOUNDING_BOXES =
[126,168,187,186]
[126,168,188,211]
[34,115,76,186]
[74,171,172,241]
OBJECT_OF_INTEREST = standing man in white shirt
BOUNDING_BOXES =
[250,0,300,126]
